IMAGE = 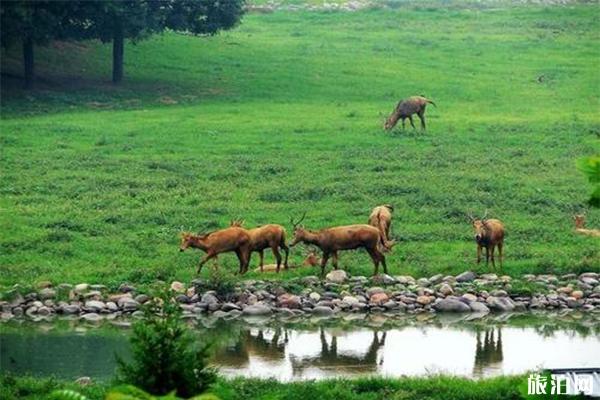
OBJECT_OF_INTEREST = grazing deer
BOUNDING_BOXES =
[289,213,391,277]
[179,227,251,274]
[384,96,436,130]
[469,211,505,269]
[230,219,290,273]
[368,204,394,244]
[574,214,600,237]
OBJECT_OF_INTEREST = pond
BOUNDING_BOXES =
[1,312,599,382]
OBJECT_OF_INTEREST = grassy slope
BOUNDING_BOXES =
[1,4,599,288]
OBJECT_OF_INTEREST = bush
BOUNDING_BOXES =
[116,290,216,398]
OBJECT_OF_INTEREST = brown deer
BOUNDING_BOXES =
[384,96,436,130]
[230,219,290,273]
[368,204,394,244]
[179,227,251,274]
[469,211,505,269]
[289,213,390,277]
[574,214,600,237]
[303,249,321,267]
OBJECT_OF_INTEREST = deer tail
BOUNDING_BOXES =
[426,99,436,107]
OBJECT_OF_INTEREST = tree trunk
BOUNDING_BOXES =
[23,36,34,89]
[112,21,124,84]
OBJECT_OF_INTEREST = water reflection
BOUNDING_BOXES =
[1,314,599,381]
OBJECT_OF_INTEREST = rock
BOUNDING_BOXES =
[433,298,471,312]
[83,291,103,300]
[84,300,105,312]
[134,294,149,304]
[342,296,360,306]
[366,287,385,297]
[302,276,320,285]
[37,281,53,289]
[581,277,599,286]
[75,377,92,386]
[462,293,478,303]
[37,306,52,316]
[469,302,490,313]
[370,293,389,305]
[312,306,334,316]
[132,310,145,318]
[567,297,582,308]
[309,292,321,302]
[395,275,415,285]
[80,313,102,322]
[221,302,241,312]
[416,295,433,305]
[118,298,139,311]
[372,274,396,285]
[383,300,398,310]
[490,289,508,297]
[118,283,136,293]
[170,281,185,293]
[12,307,23,316]
[201,293,219,305]
[278,294,302,309]
[90,284,107,291]
[456,271,476,282]
[439,283,454,296]
[429,274,443,284]
[572,290,584,300]
[242,304,272,316]
[61,304,80,314]
[175,294,191,303]
[74,284,89,294]
[106,302,118,312]
[486,296,515,312]
[326,270,348,284]
[39,288,56,300]
[481,274,498,281]
[557,287,573,295]
[212,310,228,319]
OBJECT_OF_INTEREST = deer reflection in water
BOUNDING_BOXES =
[473,327,503,377]
[290,328,387,375]
[212,327,289,367]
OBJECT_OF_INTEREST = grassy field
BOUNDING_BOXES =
[1,2,599,289]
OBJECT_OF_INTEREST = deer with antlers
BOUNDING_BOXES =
[230,219,290,273]
[179,227,252,274]
[469,211,505,269]
[368,204,394,244]
[289,213,393,277]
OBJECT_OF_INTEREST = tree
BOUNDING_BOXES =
[0,1,80,88]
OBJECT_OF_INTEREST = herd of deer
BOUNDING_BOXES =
[179,95,599,277]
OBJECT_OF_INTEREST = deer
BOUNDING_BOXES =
[384,96,436,130]
[179,227,252,274]
[574,214,600,237]
[289,213,392,277]
[303,248,321,267]
[368,204,394,244]
[469,211,505,269]
[230,219,290,273]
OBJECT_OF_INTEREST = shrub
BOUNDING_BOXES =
[116,290,216,398]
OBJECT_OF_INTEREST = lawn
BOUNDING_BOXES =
[1,2,599,289]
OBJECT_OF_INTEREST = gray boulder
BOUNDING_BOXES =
[456,271,476,282]
[433,299,471,312]
[486,296,516,312]
[242,304,272,316]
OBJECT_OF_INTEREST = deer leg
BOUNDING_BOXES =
[402,118,406,129]
[490,246,496,269]
[332,251,339,270]
[409,115,416,129]
[498,242,503,269]
[242,248,251,274]
[366,247,380,276]
[417,111,426,130]
[281,242,290,269]
[259,250,264,273]
[234,250,244,274]
[320,252,330,277]
[476,245,482,264]
[197,251,217,274]
[380,252,388,274]
[272,246,282,273]
[485,247,490,266]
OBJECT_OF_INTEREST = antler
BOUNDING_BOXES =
[290,212,307,228]
[481,209,489,223]
[466,212,475,223]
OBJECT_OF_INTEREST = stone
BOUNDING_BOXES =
[61,304,80,314]
[429,274,443,284]
[278,294,302,309]
[433,299,471,312]
[342,296,360,306]
[580,277,598,286]
[370,293,389,305]
[37,281,53,289]
[571,290,584,300]
[12,307,23,316]
[118,283,136,293]
[89,284,107,291]
[366,287,385,297]
[326,270,348,284]
[456,271,476,282]
[134,294,149,304]
[242,304,272,316]
[221,303,241,312]
[557,287,573,295]
[118,298,139,311]
[439,283,454,296]
[486,296,516,312]
[75,377,92,386]
[201,293,219,305]
[481,274,498,281]
[81,313,102,322]
[84,300,105,312]
[312,306,334,316]
[416,295,433,305]
[395,275,415,285]
[175,294,191,303]
[106,302,118,312]
[37,306,51,316]
[309,292,321,302]
[469,302,490,313]
[371,274,396,285]
[74,284,89,294]
[461,293,478,303]
[170,281,185,293]
[39,288,56,300]
[490,289,508,297]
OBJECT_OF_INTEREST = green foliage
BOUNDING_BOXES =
[204,268,237,299]
[49,389,90,400]
[116,290,216,398]
[577,156,600,208]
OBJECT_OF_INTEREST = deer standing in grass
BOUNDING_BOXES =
[574,214,600,237]
[469,211,505,269]
[179,227,251,274]
[384,96,436,130]
[230,219,290,273]
[289,213,392,277]
[368,204,394,243]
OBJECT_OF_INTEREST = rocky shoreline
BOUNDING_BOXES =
[1,271,599,323]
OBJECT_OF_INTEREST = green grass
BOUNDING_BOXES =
[0,373,528,400]
[1,2,599,288]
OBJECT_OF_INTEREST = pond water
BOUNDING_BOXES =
[1,313,599,381]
